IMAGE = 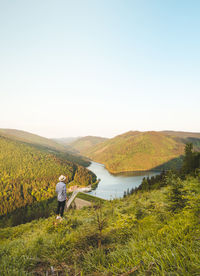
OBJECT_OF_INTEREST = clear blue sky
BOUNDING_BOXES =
[0,0,199,138]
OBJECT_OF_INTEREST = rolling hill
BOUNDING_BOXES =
[67,136,108,154]
[83,131,200,173]
[162,130,200,139]
[0,128,65,151]
[162,130,200,150]
[0,129,90,167]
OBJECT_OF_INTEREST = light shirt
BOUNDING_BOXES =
[56,181,67,202]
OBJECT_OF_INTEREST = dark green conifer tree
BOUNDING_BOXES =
[167,174,186,213]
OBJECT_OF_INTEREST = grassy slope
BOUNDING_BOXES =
[76,192,106,204]
[0,175,199,275]
[68,136,108,154]
[84,131,188,173]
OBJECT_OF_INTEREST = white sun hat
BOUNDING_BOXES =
[59,175,66,182]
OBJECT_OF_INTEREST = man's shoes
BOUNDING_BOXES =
[56,215,61,220]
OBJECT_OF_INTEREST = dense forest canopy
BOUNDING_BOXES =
[0,136,96,216]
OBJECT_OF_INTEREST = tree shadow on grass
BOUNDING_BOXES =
[111,156,184,177]
[152,155,184,171]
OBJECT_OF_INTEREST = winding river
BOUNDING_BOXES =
[87,161,160,199]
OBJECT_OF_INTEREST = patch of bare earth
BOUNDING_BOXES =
[74,198,92,209]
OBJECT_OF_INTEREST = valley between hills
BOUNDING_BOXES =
[0,128,200,275]
[2,128,198,175]
[55,130,200,173]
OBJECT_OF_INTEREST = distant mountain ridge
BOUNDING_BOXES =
[0,128,66,151]
[65,136,108,154]
[82,131,200,173]
[0,129,90,167]
[162,130,200,139]
[161,131,200,150]
[1,128,199,173]
[52,137,80,146]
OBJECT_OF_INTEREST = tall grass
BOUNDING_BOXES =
[0,176,200,275]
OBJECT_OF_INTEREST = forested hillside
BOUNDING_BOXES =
[84,131,200,173]
[162,130,200,151]
[0,128,90,167]
[0,136,96,216]
[0,128,65,151]
[66,136,107,154]
[0,145,200,275]
[162,130,200,139]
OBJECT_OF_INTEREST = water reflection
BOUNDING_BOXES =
[88,162,160,200]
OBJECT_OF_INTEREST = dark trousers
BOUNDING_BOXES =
[56,200,66,217]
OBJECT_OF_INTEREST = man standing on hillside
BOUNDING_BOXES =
[56,175,67,219]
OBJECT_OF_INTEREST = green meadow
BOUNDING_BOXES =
[0,131,200,275]
[0,173,200,275]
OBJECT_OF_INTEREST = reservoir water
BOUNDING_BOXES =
[88,161,160,200]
